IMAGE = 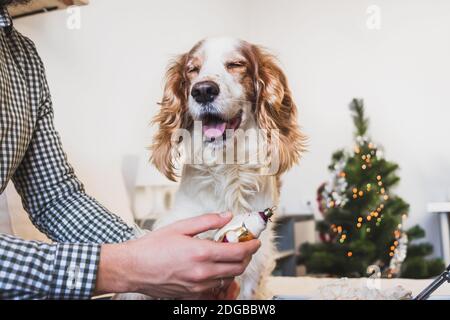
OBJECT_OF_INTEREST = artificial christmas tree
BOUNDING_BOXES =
[298,99,444,278]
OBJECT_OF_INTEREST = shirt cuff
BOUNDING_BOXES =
[48,243,101,299]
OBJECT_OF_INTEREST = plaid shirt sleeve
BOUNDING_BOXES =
[0,10,135,299]
[0,234,100,299]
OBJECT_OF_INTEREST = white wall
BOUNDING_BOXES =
[13,0,450,255]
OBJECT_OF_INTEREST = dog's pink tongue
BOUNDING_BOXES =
[203,122,226,139]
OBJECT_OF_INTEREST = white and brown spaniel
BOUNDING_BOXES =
[150,37,305,300]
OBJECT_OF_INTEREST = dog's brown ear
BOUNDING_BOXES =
[150,53,190,181]
[252,45,306,175]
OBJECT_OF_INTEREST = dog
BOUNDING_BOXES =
[145,37,304,300]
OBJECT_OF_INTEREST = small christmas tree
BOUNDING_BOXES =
[298,99,444,278]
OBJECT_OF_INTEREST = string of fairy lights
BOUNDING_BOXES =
[322,136,408,276]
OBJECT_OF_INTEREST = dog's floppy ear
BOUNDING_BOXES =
[251,45,306,175]
[150,53,190,181]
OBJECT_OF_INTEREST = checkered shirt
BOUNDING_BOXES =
[0,7,134,299]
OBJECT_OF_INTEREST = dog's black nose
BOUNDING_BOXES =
[191,81,220,104]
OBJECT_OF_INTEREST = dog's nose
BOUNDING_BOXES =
[191,81,220,104]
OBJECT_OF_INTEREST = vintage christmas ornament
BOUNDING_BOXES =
[214,207,275,243]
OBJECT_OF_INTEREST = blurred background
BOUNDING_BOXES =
[2,0,450,280]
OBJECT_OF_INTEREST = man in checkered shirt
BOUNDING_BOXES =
[0,1,259,300]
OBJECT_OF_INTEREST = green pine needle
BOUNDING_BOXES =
[350,98,369,137]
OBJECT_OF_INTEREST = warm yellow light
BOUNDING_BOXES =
[367,216,372,221]
[347,251,353,257]
[359,191,364,197]
[352,188,358,193]
[357,217,363,222]
[357,223,362,228]
[377,175,382,181]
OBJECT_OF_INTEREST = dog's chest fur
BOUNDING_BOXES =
[153,163,278,299]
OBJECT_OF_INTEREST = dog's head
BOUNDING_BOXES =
[151,37,305,181]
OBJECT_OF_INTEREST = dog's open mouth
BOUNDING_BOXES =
[201,110,242,142]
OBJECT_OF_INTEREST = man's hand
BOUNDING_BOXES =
[94,212,260,298]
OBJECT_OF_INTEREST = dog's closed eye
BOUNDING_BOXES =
[226,61,246,70]
[187,66,199,74]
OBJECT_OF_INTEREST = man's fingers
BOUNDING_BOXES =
[166,212,233,236]
[209,239,261,262]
